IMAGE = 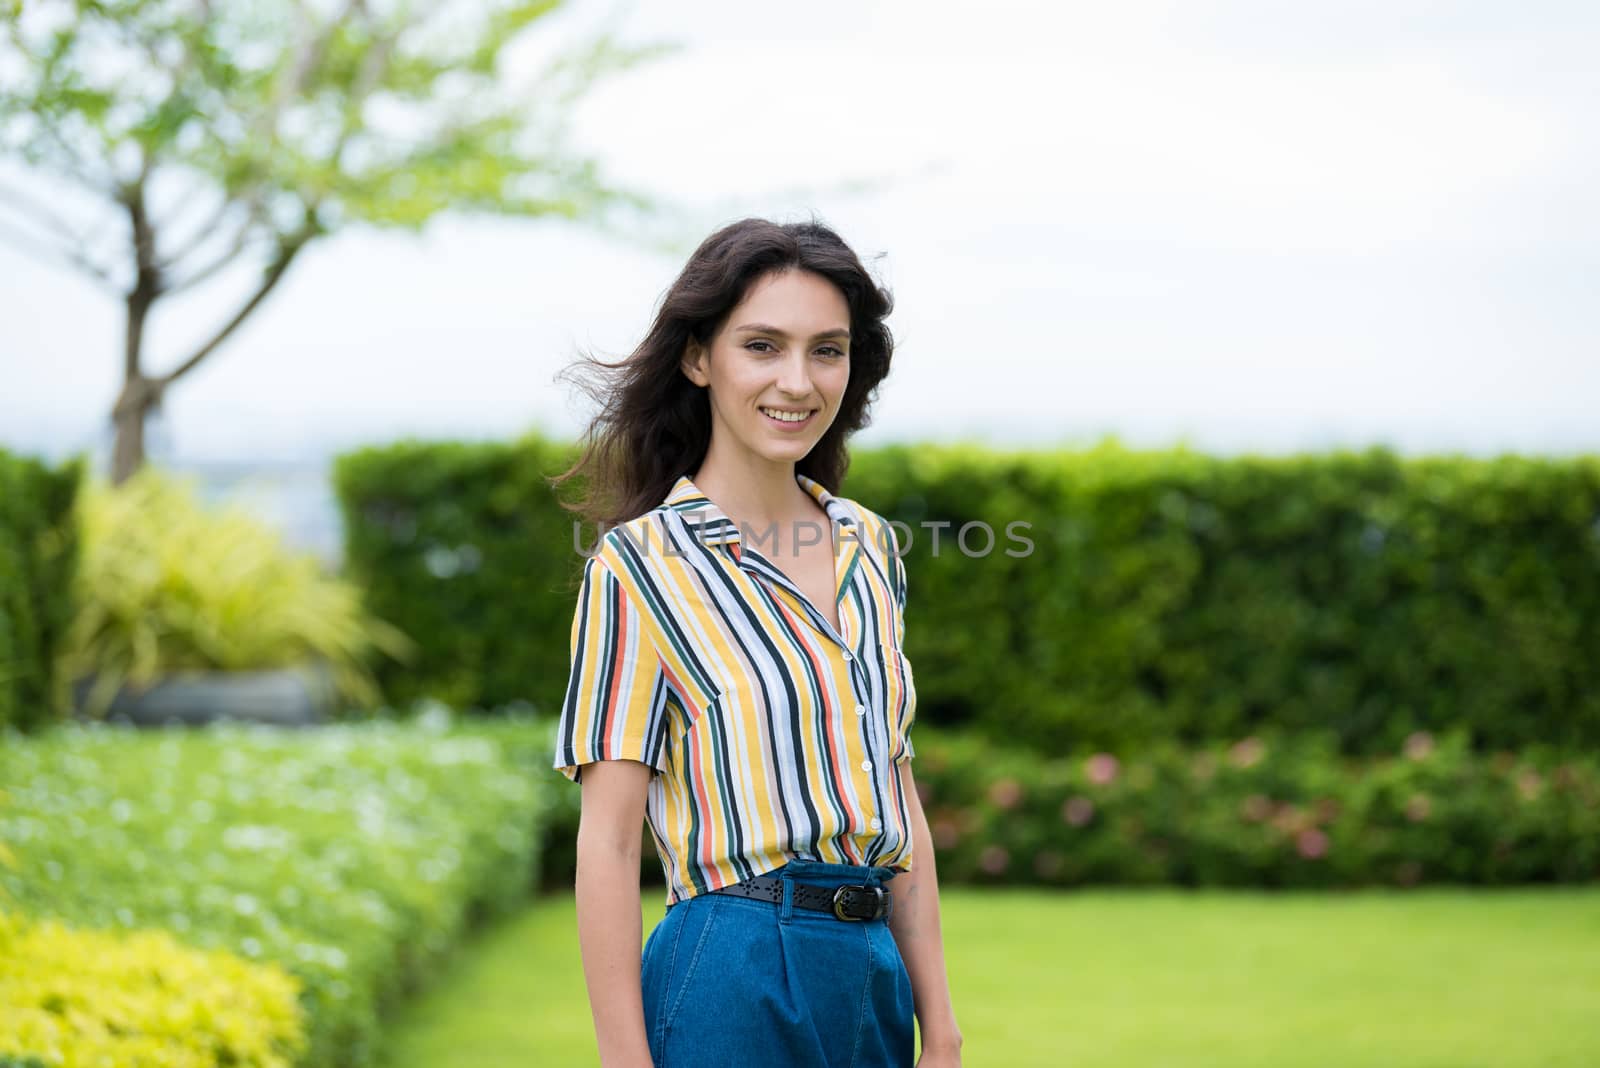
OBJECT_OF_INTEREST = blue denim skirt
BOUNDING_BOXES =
[640,857,915,1067]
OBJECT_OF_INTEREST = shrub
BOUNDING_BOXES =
[63,467,415,720]
[902,726,1600,888]
[0,449,82,733]
[0,713,553,1068]
[0,907,307,1068]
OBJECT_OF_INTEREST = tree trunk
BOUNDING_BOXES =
[113,178,161,487]
[110,376,158,486]
[111,285,161,486]
[107,194,314,485]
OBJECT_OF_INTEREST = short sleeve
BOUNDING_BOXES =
[552,552,673,784]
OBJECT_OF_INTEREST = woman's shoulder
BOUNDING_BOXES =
[831,494,899,557]
[582,509,675,574]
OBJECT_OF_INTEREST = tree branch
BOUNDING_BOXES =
[0,216,120,291]
[0,178,95,246]
[155,219,317,389]
[155,190,259,271]
[27,108,120,196]
[162,222,268,295]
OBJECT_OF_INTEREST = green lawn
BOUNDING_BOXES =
[377,886,1600,1068]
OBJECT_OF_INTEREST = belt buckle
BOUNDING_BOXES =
[831,884,883,922]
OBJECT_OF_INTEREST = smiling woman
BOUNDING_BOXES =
[548,217,963,1068]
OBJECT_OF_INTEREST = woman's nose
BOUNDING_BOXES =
[776,349,813,393]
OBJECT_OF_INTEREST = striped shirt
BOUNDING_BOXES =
[552,471,917,906]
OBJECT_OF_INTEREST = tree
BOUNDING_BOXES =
[0,0,675,482]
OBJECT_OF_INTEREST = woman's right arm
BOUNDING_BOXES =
[575,758,657,1068]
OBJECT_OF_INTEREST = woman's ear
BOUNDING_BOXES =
[681,338,709,387]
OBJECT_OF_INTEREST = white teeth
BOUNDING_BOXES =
[761,407,812,423]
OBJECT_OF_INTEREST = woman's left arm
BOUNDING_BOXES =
[888,757,963,1065]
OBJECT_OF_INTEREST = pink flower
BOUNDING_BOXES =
[1086,753,1120,785]
[1061,796,1095,827]
[1228,736,1266,769]
[978,845,1010,875]
[931,818,962,850]
[987,777,1024,811]
[1403,731,1434,761]
[1404,793,1431,822]
[1516,769,1543,801]
[1240,794,1273,823]
[1270,803,1306,835]
[1312,796,1341,824]
[1296,828,1329,859]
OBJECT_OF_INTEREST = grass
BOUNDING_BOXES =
[377,885,1600,1068]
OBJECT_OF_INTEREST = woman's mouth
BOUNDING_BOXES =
[760,405,817,431]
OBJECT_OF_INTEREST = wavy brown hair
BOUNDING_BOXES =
[550,215,897,532]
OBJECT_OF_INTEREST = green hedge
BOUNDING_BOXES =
[333,433,581,715]
[0,714,553,1068]
[335,435,1600,754]
[0,448,83,733]
[843,441,1600,755]
[533,721,1600,892]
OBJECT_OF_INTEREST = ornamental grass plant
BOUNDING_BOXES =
[62,467,415,721]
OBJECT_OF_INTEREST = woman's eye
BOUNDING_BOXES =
[745,340,845,358]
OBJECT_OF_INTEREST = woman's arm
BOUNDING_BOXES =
[888,757,964,1062]
[574,759,657,1068]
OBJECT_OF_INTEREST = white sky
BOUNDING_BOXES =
[2,0,1597,468]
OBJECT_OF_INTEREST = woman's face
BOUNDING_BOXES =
[682,268,852,467]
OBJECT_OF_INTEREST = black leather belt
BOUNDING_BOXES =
[710,872,893,922]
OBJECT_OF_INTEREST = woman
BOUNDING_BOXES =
[550,217,962,1068]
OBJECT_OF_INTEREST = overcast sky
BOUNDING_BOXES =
[3,0,1597,471]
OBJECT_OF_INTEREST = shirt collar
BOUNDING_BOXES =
[663,471,856,548]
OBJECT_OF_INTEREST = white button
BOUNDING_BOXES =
[861,759,872,771]
[869,818,882,830]
[854,704,866,716]
[843,651,853,661]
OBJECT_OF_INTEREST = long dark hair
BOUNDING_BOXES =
[550,215,896,531]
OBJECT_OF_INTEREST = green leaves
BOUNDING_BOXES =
[62,467,416,720]
[0,716,554,1068]
[0,0,665,295]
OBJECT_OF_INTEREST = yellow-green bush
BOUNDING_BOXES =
[0,909,306,1068]
[63,467,414,720]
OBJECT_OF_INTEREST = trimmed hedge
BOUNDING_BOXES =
[333,433,580,715]
[336,435,1600,754]
[535,721,1600,892]
[0,449,83,734]
[843,441,1600,755]
[0,907,307,1068]
[0,714,553,1068]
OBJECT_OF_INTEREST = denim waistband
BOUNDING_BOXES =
[770,857,903,887]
